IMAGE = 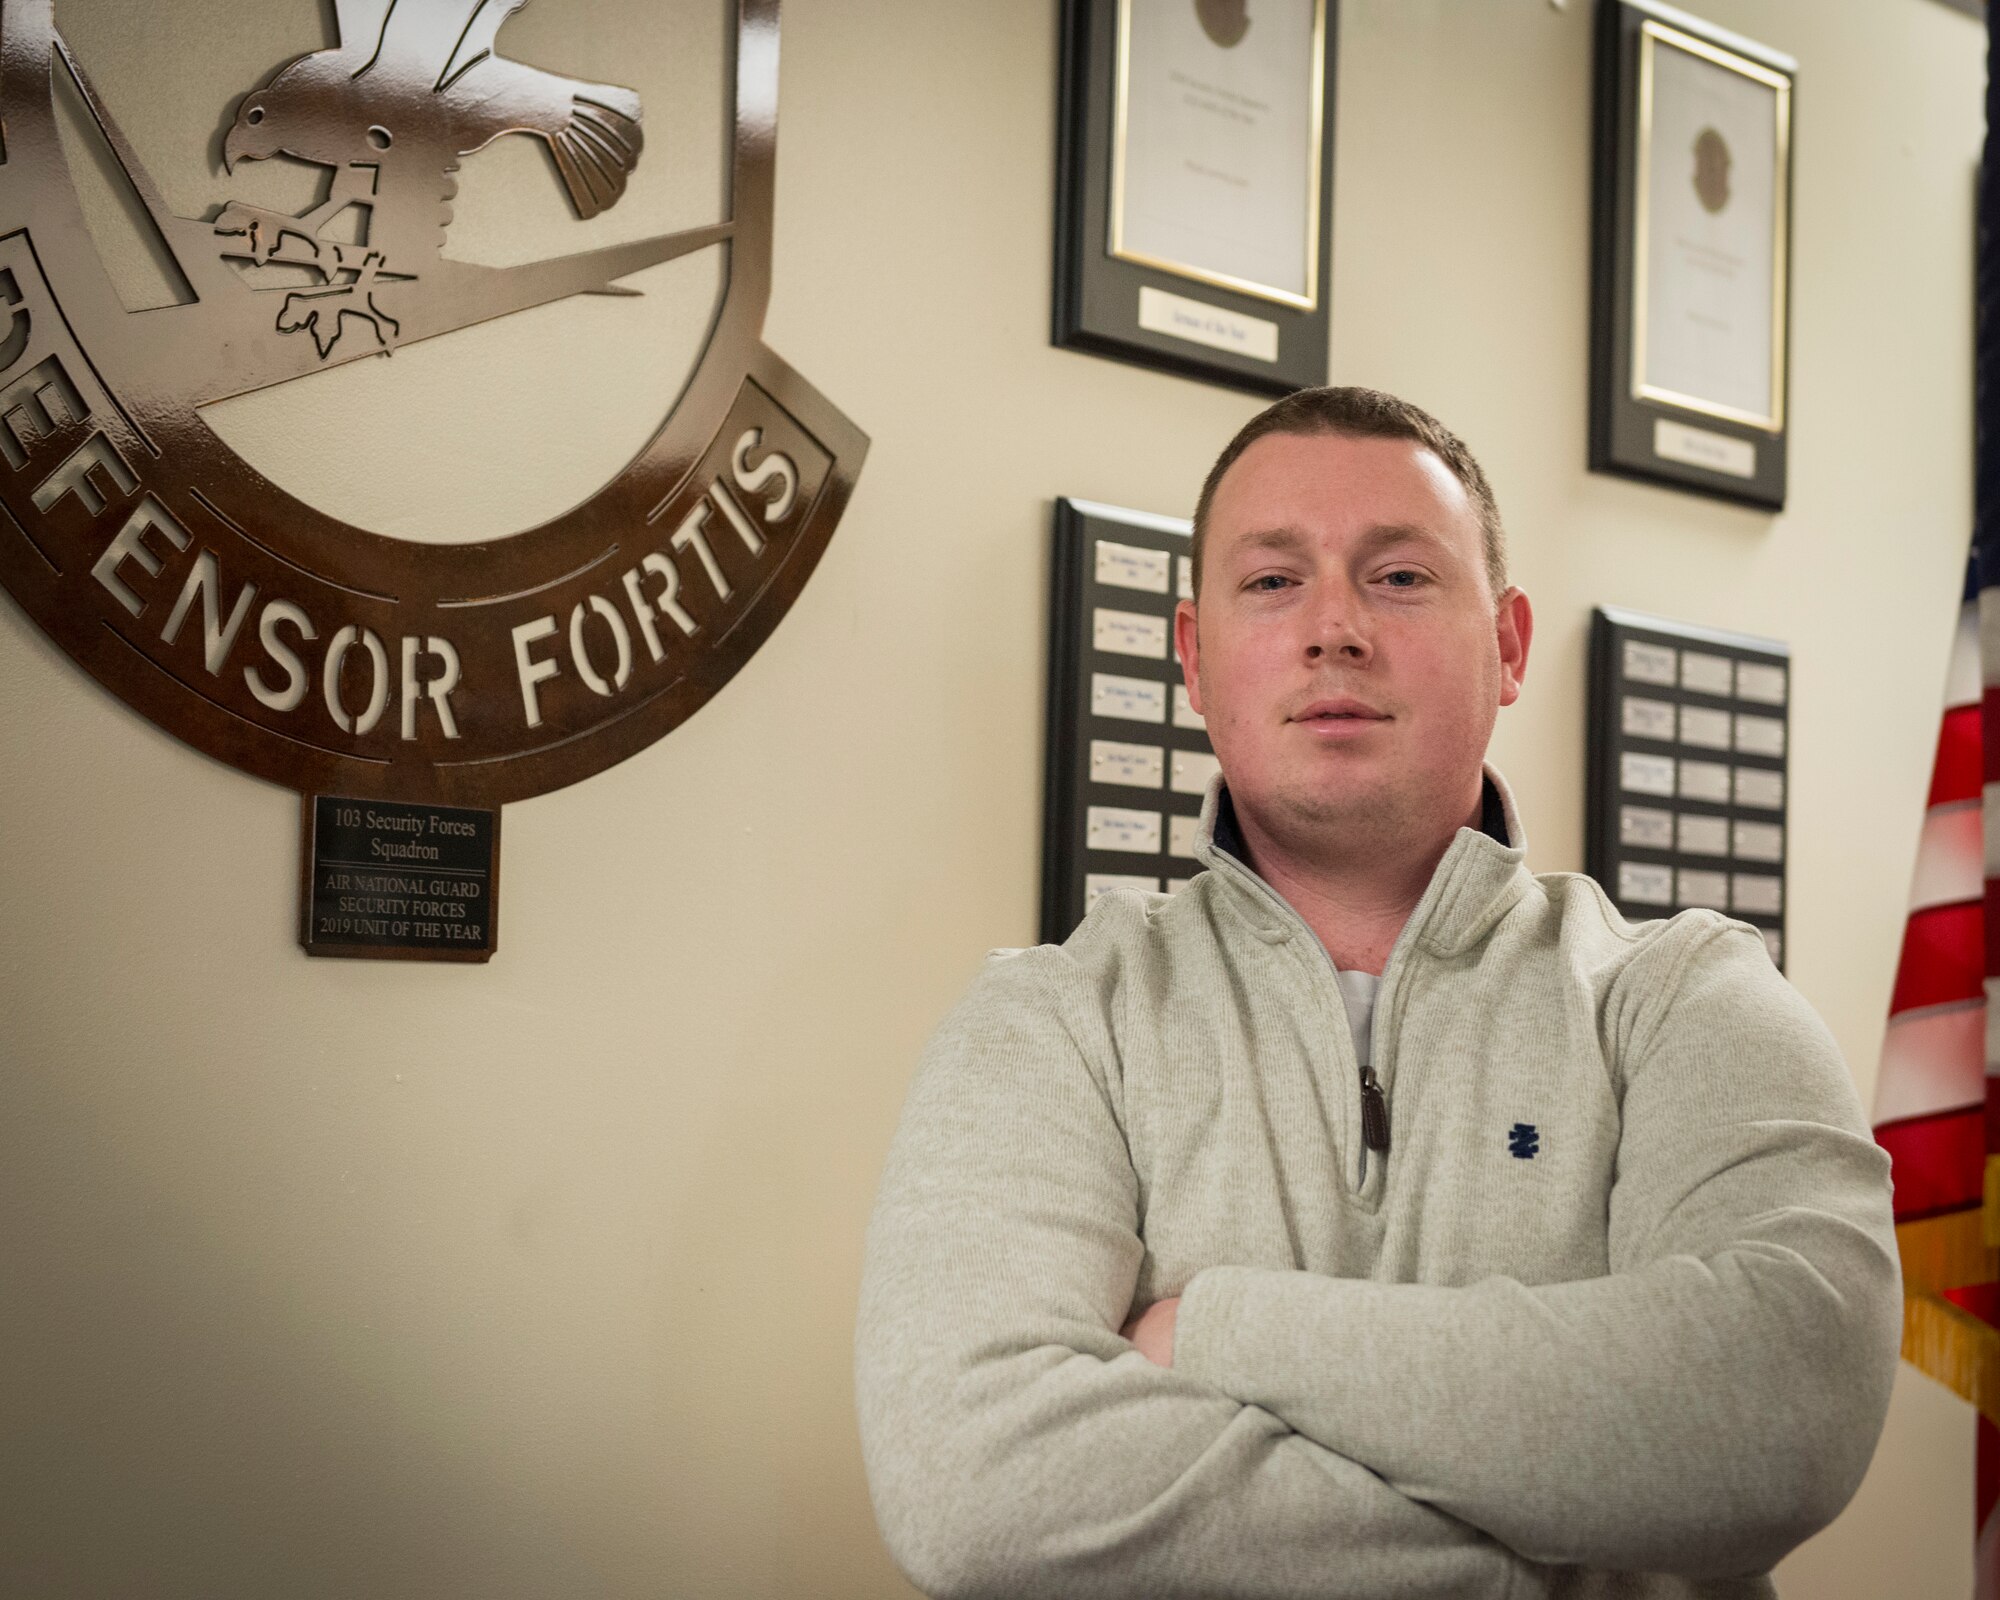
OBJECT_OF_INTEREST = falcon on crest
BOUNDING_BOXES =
[215,0,645,354]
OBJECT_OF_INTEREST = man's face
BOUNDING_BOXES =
[1175,430,1532,859]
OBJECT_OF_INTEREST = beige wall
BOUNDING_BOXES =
[0,0,1983,1595]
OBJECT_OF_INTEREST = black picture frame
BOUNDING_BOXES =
[1590,1,1795,509]
[1042,498,1219,944]
[1053,0,1337,397]
[1586,606,1790,970]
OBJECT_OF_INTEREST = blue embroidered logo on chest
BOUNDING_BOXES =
[1507,1122,1540,1160]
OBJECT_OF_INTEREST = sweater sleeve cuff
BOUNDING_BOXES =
[1174,1265,1265,1393]
[1176,1264,1370,1419]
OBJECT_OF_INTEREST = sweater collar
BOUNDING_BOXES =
[1194,764,1531,959]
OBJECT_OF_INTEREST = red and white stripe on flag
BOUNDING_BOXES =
[1872,583,2000,1594]
[1875,599,1986,1218]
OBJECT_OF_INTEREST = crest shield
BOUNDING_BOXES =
[0,0,865,808]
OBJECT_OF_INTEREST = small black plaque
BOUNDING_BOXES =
[301,796,500,963]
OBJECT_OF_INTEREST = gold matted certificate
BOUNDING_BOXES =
[1633,20,1790,431]
[1110,0,1326,310]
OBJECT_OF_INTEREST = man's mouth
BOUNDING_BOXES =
[1293,698,1389,725]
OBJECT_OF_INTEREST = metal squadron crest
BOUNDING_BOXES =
[0,0,865,956]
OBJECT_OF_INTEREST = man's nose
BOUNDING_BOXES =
[1302,580,1371,663]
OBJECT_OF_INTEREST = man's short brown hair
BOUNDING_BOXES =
[1189,386,1507,602]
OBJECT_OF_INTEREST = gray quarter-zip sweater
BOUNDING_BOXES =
[856,770,1900,1599]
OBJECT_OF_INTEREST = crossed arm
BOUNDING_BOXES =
[855,929,1900,1597]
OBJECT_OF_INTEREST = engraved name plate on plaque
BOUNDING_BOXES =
[302,796,499,962]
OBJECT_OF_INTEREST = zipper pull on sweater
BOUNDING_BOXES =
[1360,1064,1390,1153]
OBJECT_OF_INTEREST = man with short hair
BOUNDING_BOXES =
[857,387,1899,1599]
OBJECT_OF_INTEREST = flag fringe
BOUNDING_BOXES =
[1906,1291,2000,1427]
[1898,1211,2000,1421]
[1900,1208,2000,1291]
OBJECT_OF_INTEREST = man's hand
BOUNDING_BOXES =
[1120,1296,1179,1366]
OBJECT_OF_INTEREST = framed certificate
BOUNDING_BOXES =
[1042,498,1218,942]
[1590,2,1794,508]
[1055,0,1337,396]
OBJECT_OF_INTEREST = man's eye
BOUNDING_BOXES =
[1382,569,1424,588]
[1247,573,1291,592]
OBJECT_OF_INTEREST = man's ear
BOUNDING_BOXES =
[1174,599,1203,714]
[1495,587,1533,708]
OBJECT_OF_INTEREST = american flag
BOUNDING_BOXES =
[1869,568,1995,1575]
[1872,13,2000,1568]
